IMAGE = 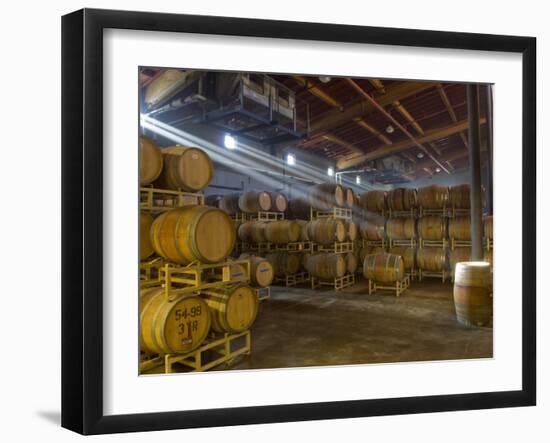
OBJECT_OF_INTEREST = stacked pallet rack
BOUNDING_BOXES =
[239,210,312,288]
[366,274,411,297]
[140,185,255,374]
[310,206,356,291]
[388,233,418,281]
[417,190,450,282]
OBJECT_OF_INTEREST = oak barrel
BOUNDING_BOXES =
[296,220,310,241]
[155,145,213,192]
[363,253,404,283]
[218,194,241,215]
[346,221,358,242]
[139,136,164,186]
[287,197,311,219]
[448,216,471,240]
[389,246,416,270]
[386,218,416,240]
[359,245,386,263]
[358,190,386,213]
[308,183,345,210]
[388,187,417,211]
[305,253,346,280]
[265,252,301,276]
[201,284,259,333]
[239,254,274,288]
[345,252,358,275]
[238,191,272,213]
[140,288,211,354]
[453,262,492,327]
[140,212,155,260]
[417,184,449,209]
[449,184,470,209]
[418,216,448,240]
[150,206,235,264]
[307,219,346,244]
[238,221,267,243]
[269,192,288,213]
[359,220,385,241]
[344,187,356,209]
[416,248,448,271]
[264,220,301,244]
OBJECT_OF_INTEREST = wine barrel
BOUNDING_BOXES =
[139,136,164,186]
[359,220,385,241]
[453,262,492,327]
[345,252,358,275]
[201,284,259,333]
[306,253,346,280]
[484,216,493,239]
[239,254,274,288]
[140,212,155,260]
[266,252,301,276]
[287,198,310,219]
[296,220,310,241]
[416,248,448,271]
[264,220,301,244]
[389,246,416,270]
[418,216,448,240]
[386,218,416,240]
[307,219,346,245]
[218,194,241,215]
[346,221,358,242]
[358,190,386,213]
[269,192,288,213]
[450,248,472,277]
[388,187,417,211]
[150,206,235,264]
[155,145,213,192]
[359,245,386,263]
[417,184,449,209]
[238,221,267,243]
[308,183,345,210]
[449,184,470,209]
[140,288,211,354]
[344,187,355,209]
[238,191,272,213]
[363,253,404,283]
[448,216,471,240]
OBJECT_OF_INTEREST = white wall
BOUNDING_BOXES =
[0,1,545,441]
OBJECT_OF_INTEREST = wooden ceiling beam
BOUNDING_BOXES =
[353,118,392,145]
[292,75,343,109]
[437,83,469,149]
[337,117,487,170]
[321,133,364,155]
[310,81,435,134]
[345,78,450,174]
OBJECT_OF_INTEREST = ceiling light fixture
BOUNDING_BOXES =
[286,153,296,166]
[224,134,236,149]
[385,125,395,134]
[417,152,425,159]
[327,167,334,177]
[356,175,361,184]
[319,76,331,83]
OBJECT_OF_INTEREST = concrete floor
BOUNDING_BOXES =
[228,278,493,370]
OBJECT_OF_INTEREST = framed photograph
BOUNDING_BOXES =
[62,8,536,435]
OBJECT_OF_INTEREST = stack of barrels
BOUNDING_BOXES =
[206,190,289,215]
[139,136,260,358]
[415,185,450,279]
[286,182,355,219]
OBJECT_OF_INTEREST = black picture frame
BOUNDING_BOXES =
[62,8,537,435]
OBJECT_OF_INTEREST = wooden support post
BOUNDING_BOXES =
[467,84,484,260]
[485,84,494,215]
